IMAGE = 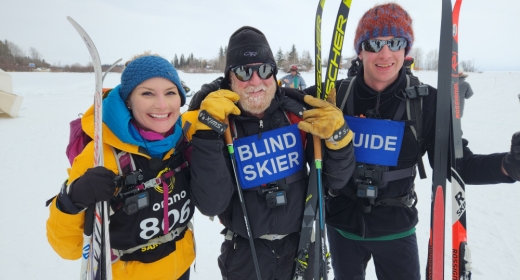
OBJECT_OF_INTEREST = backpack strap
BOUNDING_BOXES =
[111,147,136,174]
[337,76,356,112]
[377,74,427,180]
[402,75,427,179]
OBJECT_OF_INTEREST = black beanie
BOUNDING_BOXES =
[222,26,277,89]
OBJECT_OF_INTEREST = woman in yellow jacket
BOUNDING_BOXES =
[46,55,195,279]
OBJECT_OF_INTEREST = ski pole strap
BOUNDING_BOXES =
[111,223,190,259]
[198,110,228,135]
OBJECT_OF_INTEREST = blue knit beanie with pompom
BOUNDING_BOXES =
[120,55,186,106]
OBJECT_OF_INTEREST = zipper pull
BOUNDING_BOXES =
[258,120,263,139]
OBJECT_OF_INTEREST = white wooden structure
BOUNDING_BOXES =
[0,69,23,117]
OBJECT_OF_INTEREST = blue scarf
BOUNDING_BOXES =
[102,85,182,158]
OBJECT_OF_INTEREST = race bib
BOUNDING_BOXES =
[345,116,405,166]
[233,124,304,189]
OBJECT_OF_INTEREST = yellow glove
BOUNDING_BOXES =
[326,87,336,106]
[298,95,353,150]
[195,89,241,134]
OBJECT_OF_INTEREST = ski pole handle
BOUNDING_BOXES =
[313,135,322,162]
[224,120,233,146]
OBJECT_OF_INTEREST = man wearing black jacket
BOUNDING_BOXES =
[302,3,520,280]
[184,26,355,279]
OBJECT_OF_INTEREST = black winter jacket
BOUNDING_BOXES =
[189,87,356,239]
[304,67,514,238]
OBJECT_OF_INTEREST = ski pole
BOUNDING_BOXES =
[314,2,353,279]
[312,135,325,280]
[223,118,262,280]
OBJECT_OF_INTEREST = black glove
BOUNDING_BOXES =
[188,76,223,111]
[58,166,117,213]
[503,132,520,181]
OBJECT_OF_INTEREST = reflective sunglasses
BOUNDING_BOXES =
[231,63,275,82]
[361,38,407,53]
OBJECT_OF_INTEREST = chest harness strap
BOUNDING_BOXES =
[109,122,192,262]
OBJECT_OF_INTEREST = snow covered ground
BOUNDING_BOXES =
[0,70,519,279]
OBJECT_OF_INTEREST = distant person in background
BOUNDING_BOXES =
[458,66,474,117]
[280,65,307,89]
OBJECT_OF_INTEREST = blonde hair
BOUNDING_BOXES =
[124,51,163,68]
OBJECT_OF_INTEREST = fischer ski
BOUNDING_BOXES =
[323,0,352,101]
[315,1,352,280]
[67,16,112,280]
[292,0,353,279]
[292,1,326,279]
[427,0,452,279]
[450,1,472,279]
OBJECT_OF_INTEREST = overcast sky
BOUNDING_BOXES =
[2,0,519,71]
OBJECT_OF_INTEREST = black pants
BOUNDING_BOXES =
[218,232,314,280]
[327,225,420,280]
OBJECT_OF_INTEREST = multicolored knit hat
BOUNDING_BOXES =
[120,55,186,106]
[354,3,414,55]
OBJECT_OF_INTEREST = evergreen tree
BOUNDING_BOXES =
[276,48,285,68]
[173,54,179,68]
[218,46,226,71]
[180,54,185,69]
[288,44,299,65]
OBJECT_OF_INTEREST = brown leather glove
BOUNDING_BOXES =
[298,95,352,150]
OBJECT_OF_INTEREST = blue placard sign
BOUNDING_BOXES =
[233,124,304,189]
[345,116,405,166]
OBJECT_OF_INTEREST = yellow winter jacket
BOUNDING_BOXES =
[46,105,195,280]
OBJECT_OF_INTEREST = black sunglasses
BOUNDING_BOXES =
[362,38,407,53]
[231,63,276,82]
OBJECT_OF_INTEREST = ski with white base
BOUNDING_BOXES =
[67,16,112,280]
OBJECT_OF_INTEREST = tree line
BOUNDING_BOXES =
[408,47,476,72]
[172,44,314,73]
[0,40,50,71]
[1,38,477,73]
[0,39,124,73]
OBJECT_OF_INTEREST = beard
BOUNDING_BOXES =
[231,78,277,116]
